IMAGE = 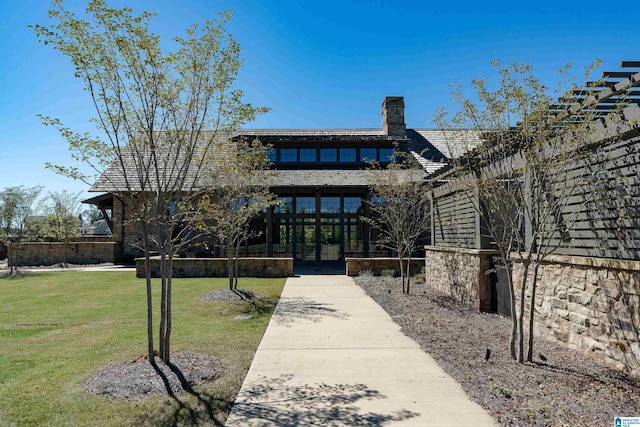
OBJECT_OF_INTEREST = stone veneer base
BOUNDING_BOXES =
[512,254,640,375]
[136,256,294,278]
[424,246,497,312]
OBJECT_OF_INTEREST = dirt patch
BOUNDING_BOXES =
[355,276,640,426]
[201,289,259,302]
[84,352,224,400]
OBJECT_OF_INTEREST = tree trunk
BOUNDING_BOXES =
[405,254,412,294]
[526,262,541,362]
[11,238,20,275]
[517,260,530,363]
[62,238,68,268]
[227,242,234,290]
[163,244,173,363]
[159,247,167,360]
[234,240,241,290]
[506,262,518,360]
[142,222,155,364]
[398,253,405,293]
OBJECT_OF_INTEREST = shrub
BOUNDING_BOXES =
[358,269,374,277]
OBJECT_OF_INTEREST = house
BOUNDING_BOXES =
[85,96,457,266]
[79,219,111,236]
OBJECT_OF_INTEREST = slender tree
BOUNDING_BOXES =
[41,190,82,266]
[34,0,266,363]
[199,137,277,290]
[363,153,431,294]
[436,60,622,362]
[0,186,43,274]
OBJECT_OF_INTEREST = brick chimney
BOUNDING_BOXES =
[382,96,406,137]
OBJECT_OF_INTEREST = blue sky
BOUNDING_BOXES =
[0,0,636,200]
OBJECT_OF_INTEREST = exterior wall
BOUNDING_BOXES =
[136,257,293,278]
[112,196,143,260]
[513,254,640,374]
[431,189,478,249]
[424,246,496,312]
[8,240,117,266]
[0,241,7,260]
[345,257,424,276]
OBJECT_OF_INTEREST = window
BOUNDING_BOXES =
[267,148,277,163]
[274,197,293,214]
[320,197,341,214]
[339,148,356,162]
[320,148,337,162]
[360,148,377,163]
[379,148,395,163]
[299,148,317,162]
[280,148,297,162]
[295,196,316,214]
[343,197,362,213]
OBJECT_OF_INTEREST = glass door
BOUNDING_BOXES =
[295,218,316,261]
[320,218,341,260]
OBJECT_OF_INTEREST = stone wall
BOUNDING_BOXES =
[136,257,293,278]
[345,257,424,277]
[513,254,640,374]
[112,196,142,260]
[424,246,496,312]
[8,240,118,266]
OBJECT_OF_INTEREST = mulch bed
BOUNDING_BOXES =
[84,352,224,400]
[355,276,640,426]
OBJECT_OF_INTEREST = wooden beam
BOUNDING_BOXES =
[620,61,640,68]
[603,71,636,79]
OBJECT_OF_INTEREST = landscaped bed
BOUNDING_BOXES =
[0,271,284,426]
[355,275,640,426]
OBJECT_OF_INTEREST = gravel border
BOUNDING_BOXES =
[355,276,640,426]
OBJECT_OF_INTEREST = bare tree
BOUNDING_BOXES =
[363,154,431,294]
[436,60,624,362]
[199,138,277,290]
[34,0,267,363]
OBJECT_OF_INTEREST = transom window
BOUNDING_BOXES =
[379,148,395,163]
[360,148,377,162]
[280,148,297,162]
[275,197,293,214]
[295,197,316,214]
[343,197,362,213]
[320,148,337,162]
[299,148,317,162]
[320,197,341,214]
[339,148,356,162]
[272,147,395,164]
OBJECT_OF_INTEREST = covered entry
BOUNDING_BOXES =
[260,190,369,264]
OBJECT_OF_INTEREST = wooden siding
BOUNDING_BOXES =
[430,134,640,260]
[542,136,640,259]
[432,188,477,248]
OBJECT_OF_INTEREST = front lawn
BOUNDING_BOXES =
[0,271,285,426]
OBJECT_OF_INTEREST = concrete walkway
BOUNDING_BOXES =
[225,275,496,426]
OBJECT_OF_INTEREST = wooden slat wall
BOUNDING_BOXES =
[542,135,640,259]
[430,135,640,260]
[432,188,477,248]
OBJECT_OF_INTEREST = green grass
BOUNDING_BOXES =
[0,271,285,426]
